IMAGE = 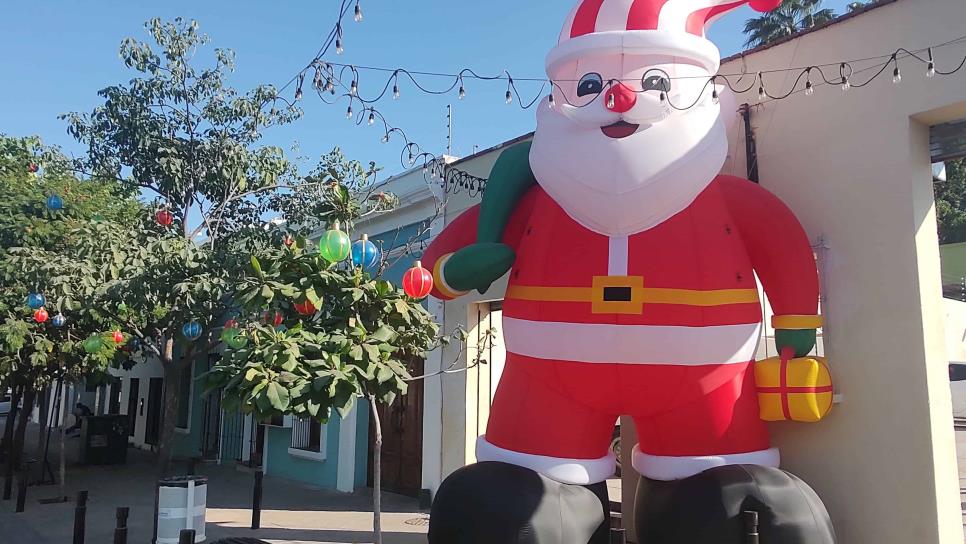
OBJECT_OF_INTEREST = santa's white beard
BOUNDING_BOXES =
[529,106,728,236]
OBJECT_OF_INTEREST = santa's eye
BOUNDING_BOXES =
[576,73,604,97]
[642,74,670,93]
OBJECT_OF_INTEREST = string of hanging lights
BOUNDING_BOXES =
[301,37,966,114]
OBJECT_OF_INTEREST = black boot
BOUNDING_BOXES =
[429,461,610,544]
[635,464,836,544]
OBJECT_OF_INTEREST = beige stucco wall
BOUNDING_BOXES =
[712,1,965,541]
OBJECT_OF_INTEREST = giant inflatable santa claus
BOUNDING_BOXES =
[426,1,837,542]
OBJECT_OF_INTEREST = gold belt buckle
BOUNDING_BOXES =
[592,276,645,314]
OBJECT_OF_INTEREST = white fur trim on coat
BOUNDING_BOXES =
[476,436,616,485]
[632,444,780,481]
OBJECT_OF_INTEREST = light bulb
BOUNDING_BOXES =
[711,89,719,104]
[346,105,353,119]
[927,62,936,78]
[408,152,415,164]
[505,90,513,104]
[804,81,814,96]
[335,38,344,55]
[841,77,851,91]
[422,164,428,174]
[548,94,555,110]
[325,77,334,92]
[606,94,615,109]
[350,80,358,95]
[382,133,390,144]
[758,86,766,102]
[354,1,363,22]
[393,84,400,100]
[295,88,303,101]
[458,86,465,100]
[893,67,902,84]
[368,112,375,125]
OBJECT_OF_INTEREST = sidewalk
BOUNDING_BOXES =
[0,423,427,544]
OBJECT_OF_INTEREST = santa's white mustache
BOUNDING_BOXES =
[551,96,669,126]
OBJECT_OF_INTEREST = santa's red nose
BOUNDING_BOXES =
[605,83,637,113]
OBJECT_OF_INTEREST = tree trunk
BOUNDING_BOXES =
[34,387,49,481]
[2,386,22,463]
[8,388,37,497]
[157,361,185,477]
[368,395,383,544]
[2,385,23,499]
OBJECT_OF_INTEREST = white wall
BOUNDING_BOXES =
[715,1,966,541]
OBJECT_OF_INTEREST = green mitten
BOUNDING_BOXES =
[444,243,516,294]
[775,329,817,358]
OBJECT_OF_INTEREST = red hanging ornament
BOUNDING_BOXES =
[263,311,284,326]
[33,308,49,323]
[284,234,295,247]
[402,261,434,299]
[155,209,174,227]
[225,319,238,329]
[112,330,124,344]
[28,163,39,173]
[293,300,317,316]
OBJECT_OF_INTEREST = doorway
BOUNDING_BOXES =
[368,357,424,497]
[126,378,140,437]
[144,377,163,447]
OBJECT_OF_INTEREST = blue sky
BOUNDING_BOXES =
[0,0,855,179]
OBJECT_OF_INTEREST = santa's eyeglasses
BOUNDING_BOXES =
[572,69,672,101]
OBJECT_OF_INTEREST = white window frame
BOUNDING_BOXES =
[287,417,328,461]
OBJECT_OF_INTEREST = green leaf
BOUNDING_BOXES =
[266,381,290,411]
[376,365,395,384]
[251,256,264,278]
[363,343,381,363]
[347,344,363,361]
[370,325,396,343]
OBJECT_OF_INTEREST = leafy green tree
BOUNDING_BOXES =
[743,0,837,48]
[60,18,400,473]
[935,159,966,244]
[0,134,143,497]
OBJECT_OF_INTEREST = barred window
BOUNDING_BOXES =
[290,418,324,454]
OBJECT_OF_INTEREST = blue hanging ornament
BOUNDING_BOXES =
[182,321,203,341]
[51,313,67,328]
[27,293,46,309]
[351,234,380,271]
[46,194,64,211]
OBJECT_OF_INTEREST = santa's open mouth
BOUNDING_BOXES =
[601,121,640,139]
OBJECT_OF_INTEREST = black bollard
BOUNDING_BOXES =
[113,507,130,544]
[744,510,760,544]
[610,527,626,544]
[15,470,27,513]
[251,469,263,530]
[73,490,88,544]
[178,529,196,544]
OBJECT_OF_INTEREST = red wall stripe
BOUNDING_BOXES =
[626,0,670,31]
[571,0,607,37]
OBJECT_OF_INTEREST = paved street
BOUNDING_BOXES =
[0,422,428,544]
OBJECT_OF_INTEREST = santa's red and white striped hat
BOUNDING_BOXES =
[548,0,782,74]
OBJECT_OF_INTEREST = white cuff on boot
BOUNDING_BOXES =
[476,436,616,485]
[631,445,780,481]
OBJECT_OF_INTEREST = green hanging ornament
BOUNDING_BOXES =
[319,221,351,262]
[83,336,104,354]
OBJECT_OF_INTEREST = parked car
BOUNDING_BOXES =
[0,391,11,416]
[611,422,622,477]
[950,363,966,382]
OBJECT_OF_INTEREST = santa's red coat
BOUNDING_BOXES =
[422,175,819,469]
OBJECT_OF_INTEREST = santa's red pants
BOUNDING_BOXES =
[483,353,775,484]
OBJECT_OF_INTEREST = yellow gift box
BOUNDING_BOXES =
[755,352,833,423]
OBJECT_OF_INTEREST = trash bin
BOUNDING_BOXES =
[156,476,208,543]
[78,415,129,465]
